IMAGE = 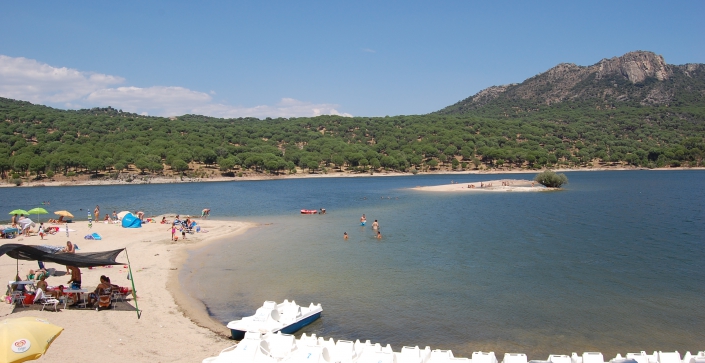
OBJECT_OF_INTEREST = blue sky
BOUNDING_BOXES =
[1,1,703,118]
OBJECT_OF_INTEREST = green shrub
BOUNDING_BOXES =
[46,171,55,179]
[534,170,568,188]
[11,178,22,186]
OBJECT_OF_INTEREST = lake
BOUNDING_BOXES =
[3,171,704,358]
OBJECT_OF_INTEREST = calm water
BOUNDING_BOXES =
[2,171,704,358]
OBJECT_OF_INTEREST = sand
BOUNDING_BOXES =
[411,178,555,192]
[0,216,254,362]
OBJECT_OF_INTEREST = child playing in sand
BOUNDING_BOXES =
[38,223,45,240]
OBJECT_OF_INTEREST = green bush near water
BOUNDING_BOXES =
[534,170,568,188]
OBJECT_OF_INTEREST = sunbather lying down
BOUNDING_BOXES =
[48,216,66,224]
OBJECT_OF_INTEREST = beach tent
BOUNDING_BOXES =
[121,213,142,228]
[0,243,125,267]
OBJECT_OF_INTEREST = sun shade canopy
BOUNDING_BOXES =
[0,244,125,267]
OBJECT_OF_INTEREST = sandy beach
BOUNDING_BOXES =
[411,178,554,192]
[1,217,253,362]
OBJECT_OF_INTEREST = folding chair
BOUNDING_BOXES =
[33,288,60,311]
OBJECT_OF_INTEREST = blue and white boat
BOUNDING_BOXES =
[226,300,322,340]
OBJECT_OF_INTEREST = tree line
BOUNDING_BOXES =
[0,97,704,183]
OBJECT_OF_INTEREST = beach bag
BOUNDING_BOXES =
[23,293,35,305]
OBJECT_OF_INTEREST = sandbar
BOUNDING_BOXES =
[411,179,554,192]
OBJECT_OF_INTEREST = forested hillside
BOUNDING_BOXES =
[1,92,704,184]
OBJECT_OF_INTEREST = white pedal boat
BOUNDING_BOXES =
[226,300,323,340]
[204,331,705,363]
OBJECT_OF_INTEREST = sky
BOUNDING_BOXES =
[1,1,703,118]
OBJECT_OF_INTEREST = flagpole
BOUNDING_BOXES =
[124,248,142,319]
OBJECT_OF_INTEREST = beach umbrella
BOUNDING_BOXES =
[8,209,29,216]
[116,211,130,219]
[53,211,73,218]
[0,317,63,363]
[27,208,48,223]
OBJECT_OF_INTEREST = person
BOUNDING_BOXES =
[320,208,326,215]
[62,241,76,273]
[136,211,145,220]
[62,241,75,253]
[372,220,379,230]
[47,284,64,299]
[104,214,110,222]
[27,269,37,281]
[377,231,382,239]
[18,216,32,237]
[10,214,17,227]
[67,266,81,289]
[202,208,211,219]
[160,216,167,224]
[360,214,366,226]
[87,275,112,309]
[36,274,48,293]
[343,232,348,240]
[38,222,46,239]
[169,223,177,241]
[94,205,100,221]
[112,211,118,221]
[181,226,187,240]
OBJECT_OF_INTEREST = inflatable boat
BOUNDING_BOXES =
[300,209,318,214]
[204,331,705,363]
[226,300,323,340]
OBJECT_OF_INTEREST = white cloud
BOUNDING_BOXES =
[0,55,124,103]
[0,55,352,118]
[193,98,353,118]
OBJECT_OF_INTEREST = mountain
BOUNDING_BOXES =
[435,51,705,115]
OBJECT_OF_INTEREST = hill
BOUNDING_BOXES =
[435,51,705,117]
[1,50,704,185]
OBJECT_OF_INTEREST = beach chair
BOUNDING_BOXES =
[33,288,60,311]
[96,286,113,310]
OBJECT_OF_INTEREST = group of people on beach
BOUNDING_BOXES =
[344,214,382,240]
[9,238,128,309]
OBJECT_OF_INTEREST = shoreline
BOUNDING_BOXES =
[3,166,703,188]
[167,220,257,339]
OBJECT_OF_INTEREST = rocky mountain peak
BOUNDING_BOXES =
[594,51,671,83]
[435,50,705,115]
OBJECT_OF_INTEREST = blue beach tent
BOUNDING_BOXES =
[121,213,142,228]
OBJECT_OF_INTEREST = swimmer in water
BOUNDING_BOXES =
[344,232,348,240]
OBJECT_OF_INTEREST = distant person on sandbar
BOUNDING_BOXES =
[343,232,348,240]
[372,220,379,230]
[202,208,211,219]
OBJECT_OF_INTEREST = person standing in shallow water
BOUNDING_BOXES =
[372,220,379,230]
[360,214,366,226]
[376,231,382,239]
[343,232,348,240]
